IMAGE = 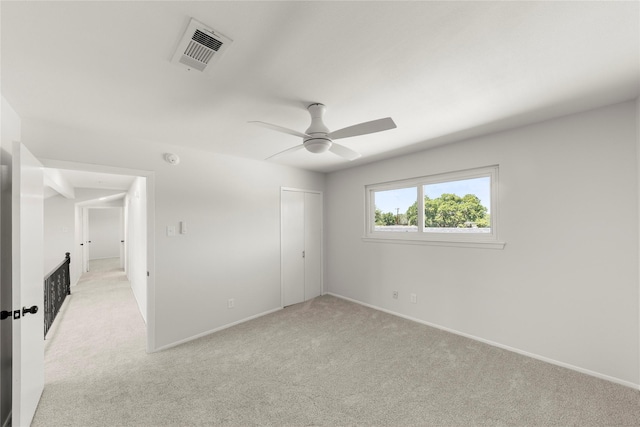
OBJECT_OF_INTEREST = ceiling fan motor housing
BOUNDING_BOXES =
[304,103,332,153]
[305,103,330,135]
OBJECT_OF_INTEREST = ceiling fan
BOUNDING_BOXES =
[249,103,396,161]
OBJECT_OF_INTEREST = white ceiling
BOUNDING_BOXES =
[52,169,136,192]
[2,1,638,173]
[42,168,137,200]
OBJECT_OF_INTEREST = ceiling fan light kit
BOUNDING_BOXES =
[250,103,396,161]
[304,138,332,154]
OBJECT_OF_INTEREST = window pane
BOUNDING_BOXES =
[373,187,417,232]
[423,176,491,233]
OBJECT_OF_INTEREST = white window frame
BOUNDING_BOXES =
[363,165,505,249]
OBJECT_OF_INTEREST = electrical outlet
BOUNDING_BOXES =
[392,290,398,299]
[166,225,176,237]
[227,298,234,309]
[410,293,417,304]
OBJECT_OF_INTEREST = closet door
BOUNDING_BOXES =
[304,192,322,300]
[281,189,322,307]
[281,190,305,307]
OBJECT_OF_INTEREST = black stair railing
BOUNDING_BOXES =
[44,252,71,338]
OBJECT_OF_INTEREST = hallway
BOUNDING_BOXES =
[33,258,147,426]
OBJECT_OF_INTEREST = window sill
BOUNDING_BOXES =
[362,236,506,249]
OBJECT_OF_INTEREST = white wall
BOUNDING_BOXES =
[0,96,20,427]
[326,101,640,388]
[88,208,122,260]
[20,121,326,350]
[43,195,74,274]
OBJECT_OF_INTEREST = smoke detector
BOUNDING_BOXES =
[164,153,180,165]
[171,18,233,72]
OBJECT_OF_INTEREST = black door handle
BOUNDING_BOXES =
[1,310,20,320]
[22,306,38,316]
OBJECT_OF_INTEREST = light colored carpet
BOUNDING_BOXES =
[33,259,640,426]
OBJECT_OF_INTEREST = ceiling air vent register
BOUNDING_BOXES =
[171,18,233,72]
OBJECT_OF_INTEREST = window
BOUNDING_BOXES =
[373,186,417,232]
[423,176,491,232]
[365,166,504,248]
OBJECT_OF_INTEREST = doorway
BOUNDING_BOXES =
[281,188,322,307]
[4,148,155,425]
[41,159,155,352]
[81,207,124,273]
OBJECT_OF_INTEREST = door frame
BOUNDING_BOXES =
[39,159,157,353]
[280,187,323,308]
[81,206,125,273]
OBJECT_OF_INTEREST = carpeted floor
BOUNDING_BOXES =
[32,258,640,426]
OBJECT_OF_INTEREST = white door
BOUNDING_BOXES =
[119,207,125,269]
[12,142,44,427]
[304,192,322,300]
[82,207,90,272]
[281,189,322,307]
[282,190,305,306]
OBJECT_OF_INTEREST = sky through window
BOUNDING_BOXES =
[375,177,490,214]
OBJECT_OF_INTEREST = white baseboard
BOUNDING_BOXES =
[327,292,640,391]
[152,307,283,353]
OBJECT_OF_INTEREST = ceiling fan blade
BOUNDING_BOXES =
[329,117,397,140]
[249,121,309,139]
[265,144,305,160]
[329,143,361,161]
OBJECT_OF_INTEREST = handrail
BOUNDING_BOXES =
[44,252,71,338]
[45,252,71,279]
